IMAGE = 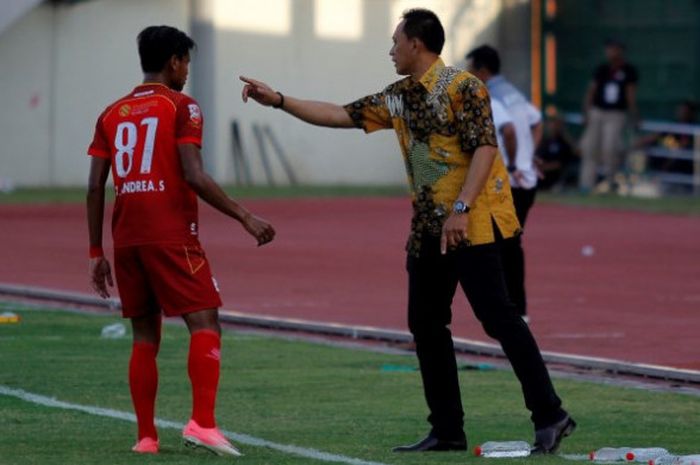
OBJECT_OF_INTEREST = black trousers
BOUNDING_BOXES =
[499,187,537,316]
[406,235,563,440]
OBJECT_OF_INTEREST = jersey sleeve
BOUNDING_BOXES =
[454,76,498,153]
[87,115,110,159]
[176,97,204,147]
[343,91,393,133]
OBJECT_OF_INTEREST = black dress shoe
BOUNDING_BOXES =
[392,435,467,453]
[531,415,577,454]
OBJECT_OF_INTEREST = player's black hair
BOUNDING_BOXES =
[401,9,445,55]
[137,25,196,73]
[465,45,501,74]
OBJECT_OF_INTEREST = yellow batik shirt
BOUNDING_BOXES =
[344,58,521,256]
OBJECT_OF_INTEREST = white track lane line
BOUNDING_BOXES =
[0,385,390,465]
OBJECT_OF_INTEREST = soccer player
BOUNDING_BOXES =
[86,25,275,456]
[240,8,574,455]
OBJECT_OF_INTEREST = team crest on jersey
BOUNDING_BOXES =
[118,104,131,117]
[188,103,202,126]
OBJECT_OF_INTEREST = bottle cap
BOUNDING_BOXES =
[590,451,596,461]
[474,446,482,456]
[627,452,635,461]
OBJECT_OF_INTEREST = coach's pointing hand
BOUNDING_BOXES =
[240,76,281,107]
[242,213,276,247]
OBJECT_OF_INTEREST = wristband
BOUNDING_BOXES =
[273,91,284,109]
[89,246,104,258]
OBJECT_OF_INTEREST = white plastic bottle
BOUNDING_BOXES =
[101,322,127,339]
[590,447,632,462]
[625,448,669,463]
[649,455,700,465]
[474,441,531,458]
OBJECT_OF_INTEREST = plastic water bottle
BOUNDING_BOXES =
[625,448,670,462]
[474,441,531,458]
[650,456,700,465]
[590,448,632,462]
[101,322,126,339]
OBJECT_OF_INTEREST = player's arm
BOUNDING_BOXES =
[86,156,114,298]
[178,143,275,246]
[531,121,543,149]
[240,76,354,128]
[501,123,518,167]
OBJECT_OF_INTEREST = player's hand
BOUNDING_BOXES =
[242,214,276,246]
[440,213,469,255]
[89,257,114,299]
[240,76,281,107]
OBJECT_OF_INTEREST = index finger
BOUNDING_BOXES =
[239,76,262,87]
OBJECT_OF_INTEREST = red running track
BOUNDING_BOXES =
[1,197,699,369]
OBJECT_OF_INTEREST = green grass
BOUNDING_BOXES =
[537,191,700,215]
[1,304,699,465]
[2,184,700,216]
[0,185,408,205]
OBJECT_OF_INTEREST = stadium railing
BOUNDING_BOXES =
[563,113,700,195]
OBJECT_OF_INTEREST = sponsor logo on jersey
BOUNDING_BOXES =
[118,104,131,117]
[187,103,202,127]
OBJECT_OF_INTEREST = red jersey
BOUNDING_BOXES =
[88,83,203,247]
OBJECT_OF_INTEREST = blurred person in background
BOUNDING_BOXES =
[535,112,577,191]
[636,99,697,174]
[579,39,639,192]
[466,45,543,323]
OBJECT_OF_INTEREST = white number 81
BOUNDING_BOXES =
[114,117,159,178]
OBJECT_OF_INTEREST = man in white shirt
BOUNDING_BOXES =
[467,45,543,322]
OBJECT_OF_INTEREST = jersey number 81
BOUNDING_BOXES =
[114,117,159,178]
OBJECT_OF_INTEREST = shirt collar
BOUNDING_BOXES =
[417,58,445,90]
[135,82,169,91]
[486,74,505,89]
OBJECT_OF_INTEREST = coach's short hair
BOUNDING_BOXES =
[466,45,501,74]
[401,9,445,55]
[137,25,196,73]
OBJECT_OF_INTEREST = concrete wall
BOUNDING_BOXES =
[203,0,505,185]
[0,0,528,187]
[0,0,189,186]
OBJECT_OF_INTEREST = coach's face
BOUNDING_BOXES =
[390,20,415,76]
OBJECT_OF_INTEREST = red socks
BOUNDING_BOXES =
[188,329,221,428]
[129,341,159,440]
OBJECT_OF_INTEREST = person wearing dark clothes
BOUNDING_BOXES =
[579,39,639,191]
[535,115,577,190]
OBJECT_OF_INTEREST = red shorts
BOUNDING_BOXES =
[114,242,222,318]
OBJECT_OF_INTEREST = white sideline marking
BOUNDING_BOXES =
[0,385,389,465]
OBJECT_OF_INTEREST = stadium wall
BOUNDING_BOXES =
[0,0,528,187]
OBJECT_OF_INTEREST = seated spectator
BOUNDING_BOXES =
[636,100,697,175]
[535,114,577,190]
